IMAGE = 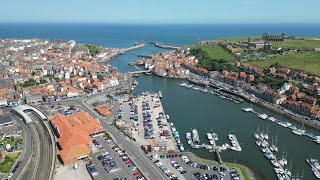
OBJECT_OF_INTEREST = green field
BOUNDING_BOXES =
[77,44,102,56]
[246,52,320,76]
[271,38,320,50]
[0,152,21,173]
[191,44,236,62]
[220,36,320,50]
[219,36,260,42]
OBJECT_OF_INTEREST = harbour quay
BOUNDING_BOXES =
[121,92,180,153]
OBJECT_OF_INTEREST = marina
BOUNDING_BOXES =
[306,159,320,179]
[242,107,320,145]
[186,130,242,160]
[242,108,320,144]
[107,26,320,180]
[179,82,243,104]
[254,130,294,180]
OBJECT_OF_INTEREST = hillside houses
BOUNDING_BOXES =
[0,38,126,106]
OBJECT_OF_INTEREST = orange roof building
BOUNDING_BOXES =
[50,112,104,165]
[94,104,112,116]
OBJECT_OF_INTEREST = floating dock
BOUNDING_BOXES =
[228,134,242,151]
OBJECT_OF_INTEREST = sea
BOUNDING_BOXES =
[1,23,320,180]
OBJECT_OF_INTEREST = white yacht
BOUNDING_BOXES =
[209,140,214,145]
[158,91,162,98]
[268,117,276,122]
[207,133,213,140]
[258,113,268,120]
[242,108,253,112]
[292,129,306,136]
[192,129,200,144]
[186,132,191,139]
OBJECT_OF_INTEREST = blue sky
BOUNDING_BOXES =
[1,0,320,23]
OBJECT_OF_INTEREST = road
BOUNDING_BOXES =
[7,115,33,180]
[77,98,169,180]
[39,83,168,180]
[18,112,54,180]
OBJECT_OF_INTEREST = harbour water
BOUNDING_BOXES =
[1,23,320,180]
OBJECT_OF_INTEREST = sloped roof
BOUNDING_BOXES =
[51,112,104,161]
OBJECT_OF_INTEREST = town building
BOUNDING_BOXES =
[150,140,166,153]
[50,112,104,166]
[0,116,14,128]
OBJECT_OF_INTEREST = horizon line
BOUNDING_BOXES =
[1,21,320,25]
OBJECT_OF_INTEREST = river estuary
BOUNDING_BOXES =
[109,43,320,180]
[2,23,320,180]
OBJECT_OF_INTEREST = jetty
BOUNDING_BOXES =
[187,131,242,164]
[120,43,145,53]
[137,54,153,58]
[154,42,180,50]
[228,134,242,151]
[128,70,151,74]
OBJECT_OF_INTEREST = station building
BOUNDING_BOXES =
[50,112,104,165]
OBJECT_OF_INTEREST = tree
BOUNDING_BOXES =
[69,105,75,110]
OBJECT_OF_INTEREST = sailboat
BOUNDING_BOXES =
[271,135,279,152]
[292,124,306,136]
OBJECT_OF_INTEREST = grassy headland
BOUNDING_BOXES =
[77,44,102,56]
[247,52,320,76]
[189,44,236,71]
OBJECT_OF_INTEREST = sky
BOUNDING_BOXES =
[1,0,320,23]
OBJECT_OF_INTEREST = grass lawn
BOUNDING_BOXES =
[225,162,251,180]
[191,44,236,62]
[246,52,320,76]
[187,152,219,166]
[271,38,320,50]
[186,152,250,180]
[0,151,21,173]
[77,44,101,56]
[219,36,260,42]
